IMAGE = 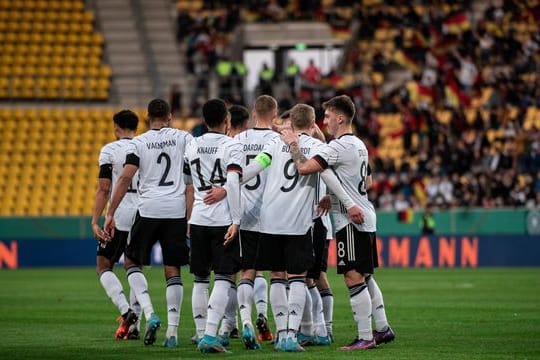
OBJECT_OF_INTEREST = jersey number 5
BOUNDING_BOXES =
[245,154,261,190]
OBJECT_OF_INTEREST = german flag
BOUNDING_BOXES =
[445,78,460,108]
[443,11,471,34]
[397,208,415,223]
[432,34,460,55]
[393,50,421,74]
[412,29,429,48]
[418,84,435,104]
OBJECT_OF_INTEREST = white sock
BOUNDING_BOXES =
[309,285,327,337]
[349,283,373,341]
[237,279,254,327]
[300,285,313,336]
[99,270,130,315]
[219,284,237,336]
[129,288,141,331]
[126,267,154,320]
[270,279,288,341]
[192,276,210,339]
[205,277,231,338]
[319,288,334,335]
[287,277,306,339]
[367,275,389,332]
[254,275,268,317]
[165,276,183,338]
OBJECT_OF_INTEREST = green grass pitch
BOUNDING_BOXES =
[1,267,539,359]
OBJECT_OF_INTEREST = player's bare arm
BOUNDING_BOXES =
[281,128,323,174]
[91,177,112,242]
[104,164,137,238]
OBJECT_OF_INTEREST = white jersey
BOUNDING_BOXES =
[185,132,243,226]
[314,134,376,232]
[98,139,138,231]
[260,134,325,235]
[313,176,333,240]
[127,128,192,218]
[234,128,280,231]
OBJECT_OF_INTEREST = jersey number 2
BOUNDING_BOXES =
[157,152,174,186]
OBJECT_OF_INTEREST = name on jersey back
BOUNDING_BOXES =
[146,139,177,149]
[197,147,218,154]
[244,144,264,152]
[281,145,310,154]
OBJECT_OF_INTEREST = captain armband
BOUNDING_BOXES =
[254,152,272,169]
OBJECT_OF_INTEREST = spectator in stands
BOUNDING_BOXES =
[285,59,300,95]
[303,59,321,84]
[420,207,436,235]
[258,62,275,95]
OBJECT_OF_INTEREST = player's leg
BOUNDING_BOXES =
[298,281,314,345]
[283,230,315,352]
[305,217,330,345]
[124,214,160,346]
[96,229,136,340]
[316,272,334,341]
[159,217,189,348]
[336,226,376,351]
[366,233,394,344]
[236,230,257,341]
[128,287,141,339]
[366,274,395,344]
[189,224,211,344]
[218,277,238,343]
[198,225,239,353]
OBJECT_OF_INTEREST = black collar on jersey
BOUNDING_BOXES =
[120,137,133,140]
[338,133,355,139]
[206,130,223,135]
[299,132,310,137]
[253,127,272,131]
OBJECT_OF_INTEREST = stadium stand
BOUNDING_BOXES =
[0,0,538,216]
[0,0,110,101]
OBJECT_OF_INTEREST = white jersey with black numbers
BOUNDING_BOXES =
[127,128,192,219]
[260,134,324,235]
[185,132,243,226]
[315,134,376,232]
[234,128,280,231]
[99,139,138,231]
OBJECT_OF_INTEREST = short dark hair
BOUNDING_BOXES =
[113,110,138,131]
[147,98,171,119]
[202,99,228,128]
[322,95,355,121]
[229,105,250,129]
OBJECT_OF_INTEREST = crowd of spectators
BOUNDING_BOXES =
[175,0,540,210]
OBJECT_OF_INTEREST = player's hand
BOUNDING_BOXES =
[224,224,239,246]
[317,195,332,216]
[280,128,298,146]
[203,186,227,205]
[103,214,115,241]
[186,223,191,239]
[347,206,364,224]
[92,223,108,243]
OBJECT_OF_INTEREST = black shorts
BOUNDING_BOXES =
[125,212,189,267]
[189,224,240,276]
[96,228,128,263]
[257,229,314,274]
[238,229,259,270]
[307,217,327,280]
[335,225,378,275]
